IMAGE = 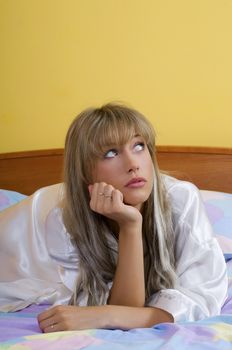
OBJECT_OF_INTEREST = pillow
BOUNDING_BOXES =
[200,190,232,260]
[0,189,27,212]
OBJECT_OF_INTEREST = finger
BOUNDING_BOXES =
[89,183,101,209]
[38,315,58,333]
[88,184,93,195]
[90,182,109,212]
[42,321,61,333]
[103,184,113,197]
[96,183,111,212]
[37,306,56,323]
[98,182,107,198]
[43,324,56,333]
[102,186,114,212]
[112,189,123,205]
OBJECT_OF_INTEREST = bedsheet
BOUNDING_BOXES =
[0,259,231,349]
[1,188,232,349]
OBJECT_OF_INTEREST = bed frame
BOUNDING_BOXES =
[0,146,231,195]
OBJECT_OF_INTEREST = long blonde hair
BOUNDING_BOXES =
[63,103,176,305]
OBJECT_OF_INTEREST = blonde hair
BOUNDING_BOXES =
[63,103,176,305]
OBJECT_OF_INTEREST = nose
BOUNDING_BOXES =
[124,151,139,173]
[128,164,139,173]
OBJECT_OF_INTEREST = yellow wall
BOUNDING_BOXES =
[1,0,232,152]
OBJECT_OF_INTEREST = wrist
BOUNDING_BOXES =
[119,218,142,235]
[102,305,125,329]
[101,305,115,329]
[100,305,174,330]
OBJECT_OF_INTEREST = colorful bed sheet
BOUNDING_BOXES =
[1,189,232,349]
[0,259,231,349]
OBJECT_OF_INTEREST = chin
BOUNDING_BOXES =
[124,194,149,208]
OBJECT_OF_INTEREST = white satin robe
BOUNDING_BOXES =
[0,176,228,322]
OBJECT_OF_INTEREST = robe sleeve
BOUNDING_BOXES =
[0,184,74,312]
[146,179,228,322]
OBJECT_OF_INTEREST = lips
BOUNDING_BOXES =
[125,177,147,188]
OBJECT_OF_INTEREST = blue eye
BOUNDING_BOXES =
[134,142,145,152]
[104,149,118,158]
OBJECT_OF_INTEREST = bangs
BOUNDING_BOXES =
[87,111,155,159]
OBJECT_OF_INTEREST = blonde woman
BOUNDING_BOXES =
[0,103,227,331]
[36,103,227,332]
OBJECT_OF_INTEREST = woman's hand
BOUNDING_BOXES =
[37,304,174,333]
[37,305,108,333]
[88,182,142,229]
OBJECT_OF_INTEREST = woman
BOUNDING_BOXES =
[0,103,227,330]
[36,103,227,332]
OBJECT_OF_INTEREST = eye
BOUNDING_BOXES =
[134,142,145,152]
[104,149,118,158]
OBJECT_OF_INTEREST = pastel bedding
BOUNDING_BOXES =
[0,188,232,349]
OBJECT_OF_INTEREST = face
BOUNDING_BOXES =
[92,135,154,210]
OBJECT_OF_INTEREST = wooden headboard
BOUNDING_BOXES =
[0,146,231,195]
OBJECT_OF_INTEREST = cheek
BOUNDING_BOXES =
[92,163,114,183]
[148,161,154,177]
[144,160,154,189]
[91,164,100,183]
[143,154,154,175]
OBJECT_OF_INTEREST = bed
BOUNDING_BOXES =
[0,146,232,349]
